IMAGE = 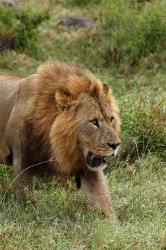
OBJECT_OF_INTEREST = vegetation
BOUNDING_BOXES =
[0,2,49,53]
[0,0,165,249]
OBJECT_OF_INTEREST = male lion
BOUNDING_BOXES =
[0,61,120,218]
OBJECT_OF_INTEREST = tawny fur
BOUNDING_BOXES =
[0,61,120,218]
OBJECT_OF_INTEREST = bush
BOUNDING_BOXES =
[0,3,49,52]
[105,1,166,67]
[120,92,166,161]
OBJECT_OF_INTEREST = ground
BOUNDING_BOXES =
[0,0,166,249]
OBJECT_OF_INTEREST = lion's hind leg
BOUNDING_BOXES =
[0,139,11,165]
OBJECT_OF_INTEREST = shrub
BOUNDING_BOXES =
[104,0,166,68]
[0,3,49,52]
[120,92,166,161]
[61,0,166,71]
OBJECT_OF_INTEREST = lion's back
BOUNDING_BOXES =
[0,74,21,133]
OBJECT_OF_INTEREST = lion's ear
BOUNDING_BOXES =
[103,83,109,95]
[55,86,73,111]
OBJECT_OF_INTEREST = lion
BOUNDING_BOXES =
[0,61,121,218]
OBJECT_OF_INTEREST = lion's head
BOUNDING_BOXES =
[31,61,120,174]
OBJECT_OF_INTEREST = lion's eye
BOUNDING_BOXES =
[111,116,114,122]
[90,119,100,128]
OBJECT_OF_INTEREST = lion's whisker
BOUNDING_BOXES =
[1,159,54,203]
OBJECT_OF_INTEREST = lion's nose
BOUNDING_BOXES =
[107,143,120,150]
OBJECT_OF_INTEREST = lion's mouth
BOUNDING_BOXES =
[86,151,108,169]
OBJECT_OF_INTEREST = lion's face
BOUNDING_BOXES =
[76,93,120,171]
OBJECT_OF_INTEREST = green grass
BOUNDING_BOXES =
[0,0,166,249]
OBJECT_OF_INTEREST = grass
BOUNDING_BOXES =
[0,0,166,249]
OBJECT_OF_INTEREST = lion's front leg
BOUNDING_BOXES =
[81,169,116,219]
